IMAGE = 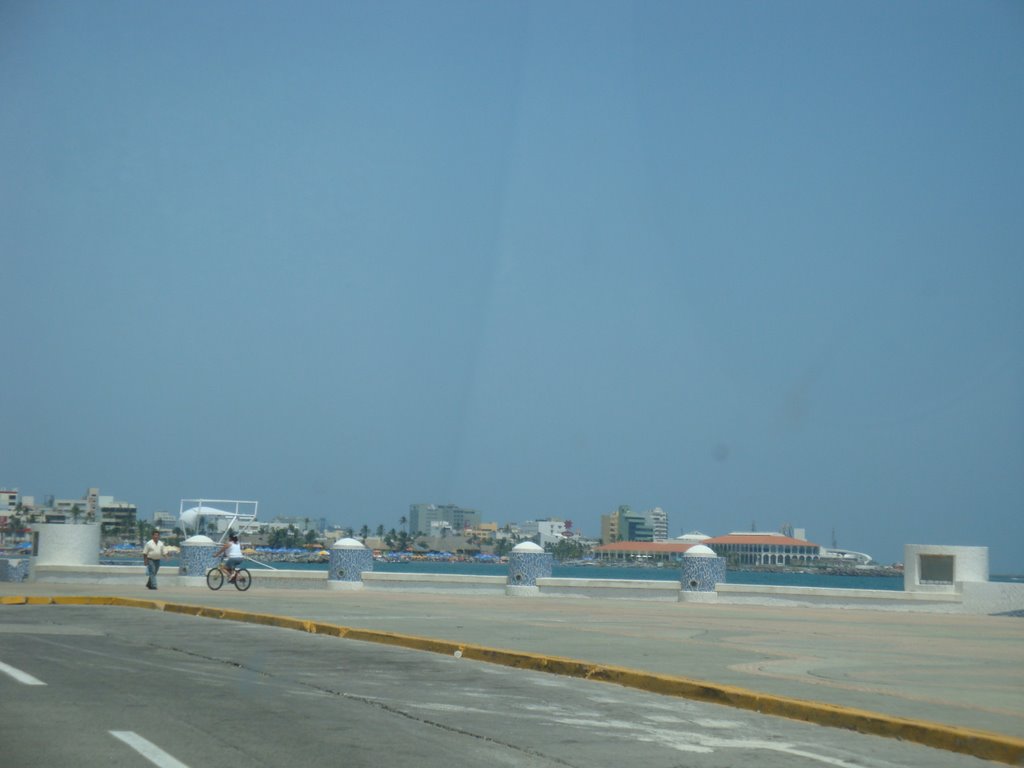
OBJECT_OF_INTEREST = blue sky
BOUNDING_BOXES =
[2,1,1022,571]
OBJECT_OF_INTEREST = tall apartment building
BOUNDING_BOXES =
[97,496,138,534]
[600,504,667,543]
[1,489,18,514]
[645,506,669,541]
[408,503,481,535]
[600,507,622,543]
[85,487,99,520]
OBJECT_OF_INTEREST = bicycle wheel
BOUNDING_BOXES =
[233,568,252,591]
[206,567,224,590]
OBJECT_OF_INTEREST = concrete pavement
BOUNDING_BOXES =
[2,580,1023,764]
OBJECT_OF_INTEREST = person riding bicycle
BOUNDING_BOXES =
[214,534,244,583]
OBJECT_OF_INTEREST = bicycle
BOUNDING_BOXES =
[206,560,252,591]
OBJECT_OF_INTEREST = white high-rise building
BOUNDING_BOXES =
[645,506,669,541]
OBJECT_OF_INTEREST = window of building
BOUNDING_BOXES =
[919,554,955,585]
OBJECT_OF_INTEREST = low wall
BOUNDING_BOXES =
[23,565,1024,614]
[363,572,506,594]
[960,581,1024,615]
[236,568,328,589]
[30,564,330,590]
[32,564,148,584]
[714,583,964,611]
[537,577,680,601]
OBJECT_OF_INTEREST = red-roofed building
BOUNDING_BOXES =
[592,541,696,563]
[703,532,822,566]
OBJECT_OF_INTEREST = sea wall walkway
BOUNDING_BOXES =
[20,562,1024,614]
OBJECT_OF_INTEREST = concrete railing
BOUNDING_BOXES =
[363,572,506,594]
[22,563,1024,614]
[31,564,149,584]
[537,577,681,601]
[29,563,330,590]
[714,583,963,610]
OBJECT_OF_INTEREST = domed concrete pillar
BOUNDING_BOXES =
[328,538,373,591]
[506,542,552,597]
[679,544,726,603]
[179,535,219,586]
[0,558,29,582]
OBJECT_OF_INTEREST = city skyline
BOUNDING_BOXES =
[0,483,977,560]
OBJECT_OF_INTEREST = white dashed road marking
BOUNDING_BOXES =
[110,731,190,768]
[0,660,46,685]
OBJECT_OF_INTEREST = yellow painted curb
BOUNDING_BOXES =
[52,596,115,606]
[162,602,204,616]
[5,596,1024,766]
[108,597,166,610]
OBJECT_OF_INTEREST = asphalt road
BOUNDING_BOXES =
[0,605,1003,768]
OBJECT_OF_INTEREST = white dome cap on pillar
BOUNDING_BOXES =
[511,542,544,554]
[683,544,717,558]
[332,537,369,550]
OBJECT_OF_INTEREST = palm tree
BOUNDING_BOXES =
[549,538,587,562]
[9,503,24,541]
[359,524,370,542]
[136,519,153,545]
[375,524,385,538]
[399,515,408,534]
[70,504,82,525]
[268,528,285,549]
[493,539,514,557]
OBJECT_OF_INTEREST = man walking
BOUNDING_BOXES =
[142,529,166,590]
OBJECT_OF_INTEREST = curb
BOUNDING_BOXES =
[5,596,1024,765]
